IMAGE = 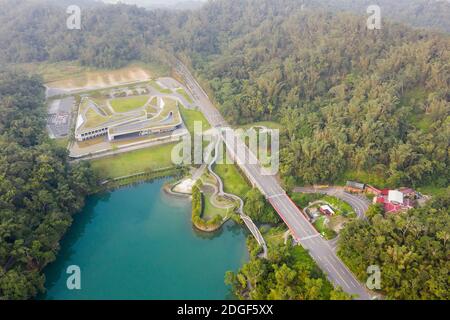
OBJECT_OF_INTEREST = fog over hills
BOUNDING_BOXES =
[101,0,206,10]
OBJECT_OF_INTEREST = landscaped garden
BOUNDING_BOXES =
[176,88,194,103]
[191,178,238,232]
[150,80,172,94]
[291,192,356,239]
[214,164,251,199]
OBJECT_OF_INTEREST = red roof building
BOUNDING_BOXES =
[374,188,416,214]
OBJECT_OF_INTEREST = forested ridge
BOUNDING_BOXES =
[170,0,449,188]
[307,0,450,33]
[0,0,173,68]
[0,72,96,299]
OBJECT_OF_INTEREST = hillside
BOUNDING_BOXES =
[172,0,450,188]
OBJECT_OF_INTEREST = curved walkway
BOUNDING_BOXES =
[206,137,268,258]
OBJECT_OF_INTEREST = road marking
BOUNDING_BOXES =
[299,234,320,241]
[266,193,285,200]
[325,255,350,289]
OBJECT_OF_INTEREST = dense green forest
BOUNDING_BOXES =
[0,0,173,68]
[0,72,96,299]
[225,231,352,300]
[338,193,450,300]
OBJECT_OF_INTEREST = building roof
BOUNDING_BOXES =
[388,190,404,204]
[346,181,365,190]
[319,205,335,215]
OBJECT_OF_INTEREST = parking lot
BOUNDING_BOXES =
[47,97,75,139]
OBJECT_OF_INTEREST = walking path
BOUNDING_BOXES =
[205,137,268,258]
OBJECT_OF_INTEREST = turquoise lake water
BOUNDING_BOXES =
[41,178,248,300]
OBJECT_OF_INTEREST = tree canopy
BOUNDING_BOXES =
[338,194,450,300]
[0,71,96,299]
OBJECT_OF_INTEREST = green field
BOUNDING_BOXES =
[313,216,337,240]
[263,225,289,247]
[54,138,69,149]
[110,96,150,113]
[214,164,251,198]
[202,189,231,221]
[179,105,211,134]
[150,80,172,94]
[90,143,177,180]
[176,88,194,104]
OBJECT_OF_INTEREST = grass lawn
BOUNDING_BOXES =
[176,88,194,104]
[90,143,177,180]
[291,192,355,216]
[150,80,172,94]
[16,61,91,83]
[110,95,150,113]
[84,106,108,128]
[179,105,211,134]
[54,138,69,149]
[322,195,355,216]
[313,216,337,240]
[202,190,231,221]
[214,163,251,198]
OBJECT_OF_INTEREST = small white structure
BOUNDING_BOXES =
[173,178,196,194]
[319,205,335,215]
[388,190,404,204]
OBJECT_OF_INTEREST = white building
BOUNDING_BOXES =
[388,190,404,204]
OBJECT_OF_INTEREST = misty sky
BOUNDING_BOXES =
[102,0,206,7]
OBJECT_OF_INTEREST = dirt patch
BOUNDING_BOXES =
[46,66,152,91]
